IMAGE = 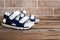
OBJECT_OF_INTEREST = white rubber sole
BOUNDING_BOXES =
[2,23,32,29]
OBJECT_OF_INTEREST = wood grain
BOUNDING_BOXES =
[0,0,60,40]
[0,0,4,7]
[0,9,60,40]
[0,29,60,40]
[5,0,38,7]
[38,0,60,7]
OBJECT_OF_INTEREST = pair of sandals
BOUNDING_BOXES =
[2,10,39,29]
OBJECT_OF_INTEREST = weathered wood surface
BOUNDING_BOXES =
[0,16,60,40]
[0,29,60,40]
[0,0,60,40]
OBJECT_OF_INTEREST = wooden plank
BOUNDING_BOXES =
[0,29,60,40]
[1,15,60,20]
[33,19,60,29]
[36,16,60,20]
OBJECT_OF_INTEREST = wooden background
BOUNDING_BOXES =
[0,0,60,40]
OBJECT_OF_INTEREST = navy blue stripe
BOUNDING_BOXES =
[3,14,25,27]
[4,15,12,25]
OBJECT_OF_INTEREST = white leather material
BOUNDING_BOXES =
[35,19,40,23]
[5,12,10,16]
[20,13,25,18]
[30,15,35,19]
[24,20,34,28]
[22,10,26,14]
[19,16,29,23]
[15,15,20,21]
[3,18,6,23]
[9,11,20,20]
[12,23,16,26]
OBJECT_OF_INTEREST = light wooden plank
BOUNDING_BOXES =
[36,16,60,20]
[33,19,60,28]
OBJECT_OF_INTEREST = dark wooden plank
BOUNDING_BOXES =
[0,29,60,40]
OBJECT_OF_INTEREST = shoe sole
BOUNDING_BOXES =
[2,23,31,29]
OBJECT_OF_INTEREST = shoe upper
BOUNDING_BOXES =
[2,10,39,29]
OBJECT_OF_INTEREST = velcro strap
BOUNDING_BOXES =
[9,11,20,20]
